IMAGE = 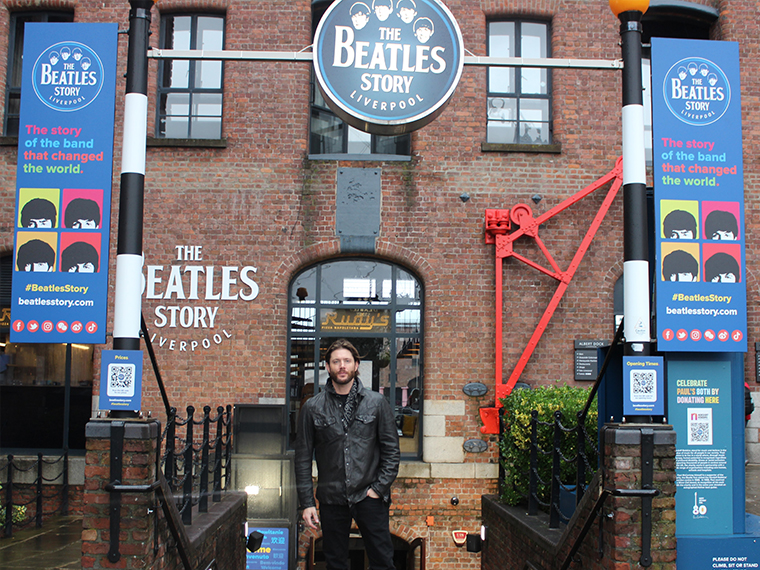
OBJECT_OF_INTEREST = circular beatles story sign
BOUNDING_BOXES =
[313,0,464,135]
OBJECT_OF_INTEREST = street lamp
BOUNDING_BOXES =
[610,0,651,361]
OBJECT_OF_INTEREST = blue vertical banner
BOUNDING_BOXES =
[10,23,118,344]
[652,39,746,352]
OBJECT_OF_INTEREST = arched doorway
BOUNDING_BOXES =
[287,258,423,458]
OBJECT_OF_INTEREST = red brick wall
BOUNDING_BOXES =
[0,0,755,567]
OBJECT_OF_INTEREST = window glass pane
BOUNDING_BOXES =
[291,307,316,335]
[520,98,549,122]
[395,309,420,333]
[320,260,392,304]
[521,67,548,95]
[163,60,190,89]
[521,23,547,58]
[489,22,515,57]
[374,134,410,156]
[347,127,372,154]
[168,16,192,50]
[160,116,190,139]
[162,92,190,117]
[383,337,420,455]
[192,93,222,117]
[396,269,421,303]
[195,60,222,89]
[310,108,345,154]
[488,97,517,121]
[288,337,317,447]
[190,116,222,139]
[198,16,224,50]
[488,22,515,94]
[291,267,317,304]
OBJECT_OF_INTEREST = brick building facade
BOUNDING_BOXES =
[0,0,755,567]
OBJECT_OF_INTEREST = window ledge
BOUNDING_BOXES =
[481,142,562,154]
[307,153,412,162]
[0,136,18,147]
[147,137,227,148]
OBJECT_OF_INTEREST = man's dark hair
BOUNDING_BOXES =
[61,242,99,272]
[662,250,698,280]
[324,339,360,363]
[704,252,740,282]
[20,198,57,227]
[64,198,101,228]
[16,239,55,270]
[704,210,738,239]
[663,210,696,238]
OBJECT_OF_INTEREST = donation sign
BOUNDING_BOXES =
[652,39,746,352]
[668,359,734,535]
[313,0,463,134]
[10,23,118,344]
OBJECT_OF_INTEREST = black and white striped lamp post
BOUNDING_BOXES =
[113,1,152,357]
[610,0,651,359]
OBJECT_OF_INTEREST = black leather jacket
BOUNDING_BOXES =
[295,378,400,508]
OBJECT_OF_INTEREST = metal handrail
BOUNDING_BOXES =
[0,451,69,538]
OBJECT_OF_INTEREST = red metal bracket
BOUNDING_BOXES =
[480,158,624,434]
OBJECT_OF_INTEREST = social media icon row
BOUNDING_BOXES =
[661,328,742,342]
[12,319,98,334]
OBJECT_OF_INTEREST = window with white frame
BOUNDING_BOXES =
[157,14,225,139]
[487,20,551,145]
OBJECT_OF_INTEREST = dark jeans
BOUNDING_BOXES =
[320,497,395,570]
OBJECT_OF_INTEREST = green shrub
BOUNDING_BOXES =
[498,384,599,506]
[0,485,27,527]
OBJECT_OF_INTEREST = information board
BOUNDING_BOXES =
[668,359,733,535]
[10,23,117,344]
[99,350,143,411]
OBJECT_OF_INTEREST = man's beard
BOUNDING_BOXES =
[330,369,357,385]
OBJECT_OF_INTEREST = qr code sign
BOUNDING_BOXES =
[690,422,711,444]
[688,408,713,445]
[107,363,135,398]
[630,369,656,402]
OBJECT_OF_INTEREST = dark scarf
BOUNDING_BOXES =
[338,377,361,431]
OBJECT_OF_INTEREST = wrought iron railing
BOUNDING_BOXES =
[0,451,69,538]
[162,404,233,525]
[499,320,625,528]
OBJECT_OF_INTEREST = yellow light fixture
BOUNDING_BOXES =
[609,0,649,16]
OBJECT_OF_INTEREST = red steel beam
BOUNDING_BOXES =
[481,158,624,434]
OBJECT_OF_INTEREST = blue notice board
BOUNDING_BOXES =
[99,350,143,411]
[651,39,746,352]
[668,359,734,535]
[623,356,664,416]
[246,527,289,570]
[10,23,117,344]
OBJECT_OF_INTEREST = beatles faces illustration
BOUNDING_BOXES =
[349,0,434,43]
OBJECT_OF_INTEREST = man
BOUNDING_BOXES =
[295,339,400,570]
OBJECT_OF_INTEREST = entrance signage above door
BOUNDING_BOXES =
[313,0,464,134]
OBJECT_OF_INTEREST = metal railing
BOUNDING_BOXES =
[499,320,625,528]
[0,451,69,538]
[162,405,233,525]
